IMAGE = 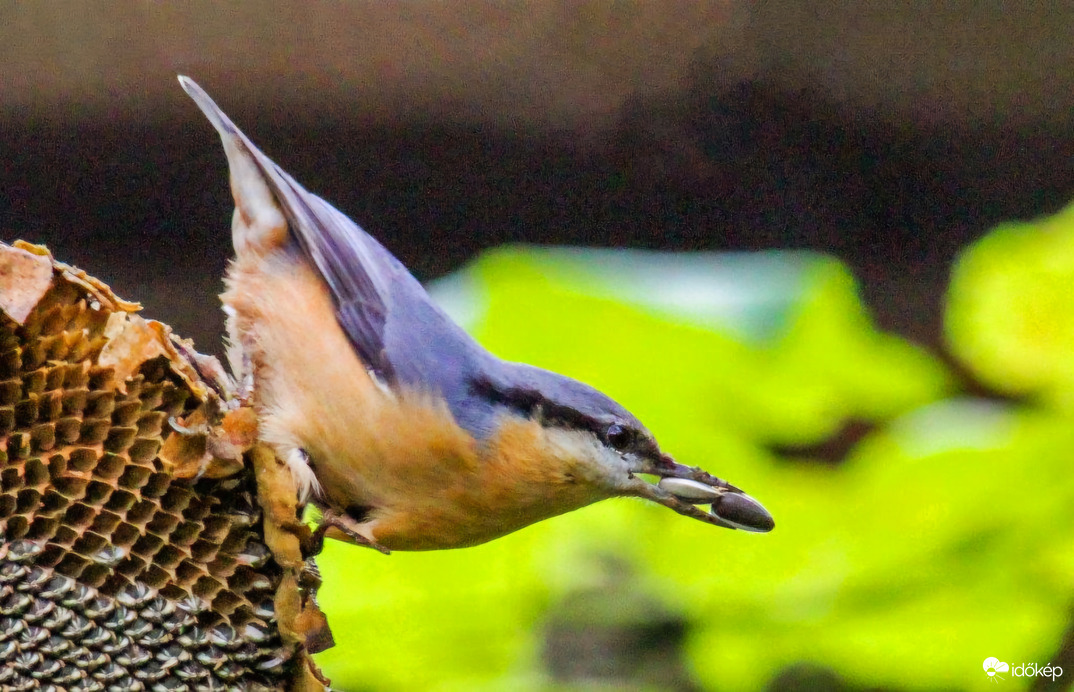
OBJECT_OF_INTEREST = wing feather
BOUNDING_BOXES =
[180,76,403,381]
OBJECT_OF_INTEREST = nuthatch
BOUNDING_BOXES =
[179,77,773,552]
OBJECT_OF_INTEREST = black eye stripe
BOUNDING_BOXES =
[472,378,607,437]
[472,376,653,454]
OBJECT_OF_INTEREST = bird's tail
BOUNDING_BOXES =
[178,75,300,260]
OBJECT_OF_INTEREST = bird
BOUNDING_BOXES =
[178,76,773,553]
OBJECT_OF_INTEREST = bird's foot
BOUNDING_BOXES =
[309,508,391,555]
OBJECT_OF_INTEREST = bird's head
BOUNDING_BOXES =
[476,363,774,533]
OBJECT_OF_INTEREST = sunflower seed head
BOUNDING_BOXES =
[61,584,96,609]
[81,649,108,670]
[40,634,71,656]
[242,573,274,592]
[254,650,289,675]
[6,673,32,690]
[177,627,208,648]
[146,596,176,621]
[34,657,63,677]
[136,625,170,648]
[91,662,125,682]
[41,605,73,631]
[251,598,275,620]
[24,596,54,621]
[7,541,43,562]
[1,591,32,616]
[116,644,152,668]
[104,604,135,630]
[214,660,248,682]
[0,250,309,688]
[100,633,131,654]
[82,596,115,619]
[209,624,238,648]
[131,659,166,682]
[235,541,270,569]
[174,596,209,615]
[173,661,209,681]
[117,583,156,609]
[39,575,75,600]
[18,625,47,646]
[13,650,40,669]
[241,620,273,645]
[195,646,226,667]
[90,544,127,567]
[59,612,92,638]
[160,610,193,633]
[105,676,141,692]
[127,618,153,637]
[0,616,26,639]
[0,563,28,583]
[19,565,50,590]
[155,642,188,665]
[83,625,112,647]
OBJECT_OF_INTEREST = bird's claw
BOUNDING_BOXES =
[310,508,391,555]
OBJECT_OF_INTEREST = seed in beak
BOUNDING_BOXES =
[657,477,722,503]
[711,493,774,533]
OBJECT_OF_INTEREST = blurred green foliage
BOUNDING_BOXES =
[314,208,1074,690]
[948,202,1074,408]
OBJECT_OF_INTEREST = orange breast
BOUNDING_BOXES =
[224,252,614,551]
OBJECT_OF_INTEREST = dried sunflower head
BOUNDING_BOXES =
[0,241,330,691]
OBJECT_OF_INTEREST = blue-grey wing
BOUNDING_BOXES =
[258,176,404,382]
[181,77,402,380]
[182,77,503,435]
[253,167,491,397]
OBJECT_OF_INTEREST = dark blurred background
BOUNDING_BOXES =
[4,2,1074,357]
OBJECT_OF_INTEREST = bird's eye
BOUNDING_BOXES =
[606,424,634,451]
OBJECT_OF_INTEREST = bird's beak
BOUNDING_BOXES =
[626,453,774,533]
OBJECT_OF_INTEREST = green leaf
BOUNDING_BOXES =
[947,202,1074,406]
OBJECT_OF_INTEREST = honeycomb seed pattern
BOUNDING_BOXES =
[0,266,299,688]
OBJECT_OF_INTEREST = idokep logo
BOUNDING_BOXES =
[983,657,1009,682]
[982,657,1064,683]
[1012,662,1063,681]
